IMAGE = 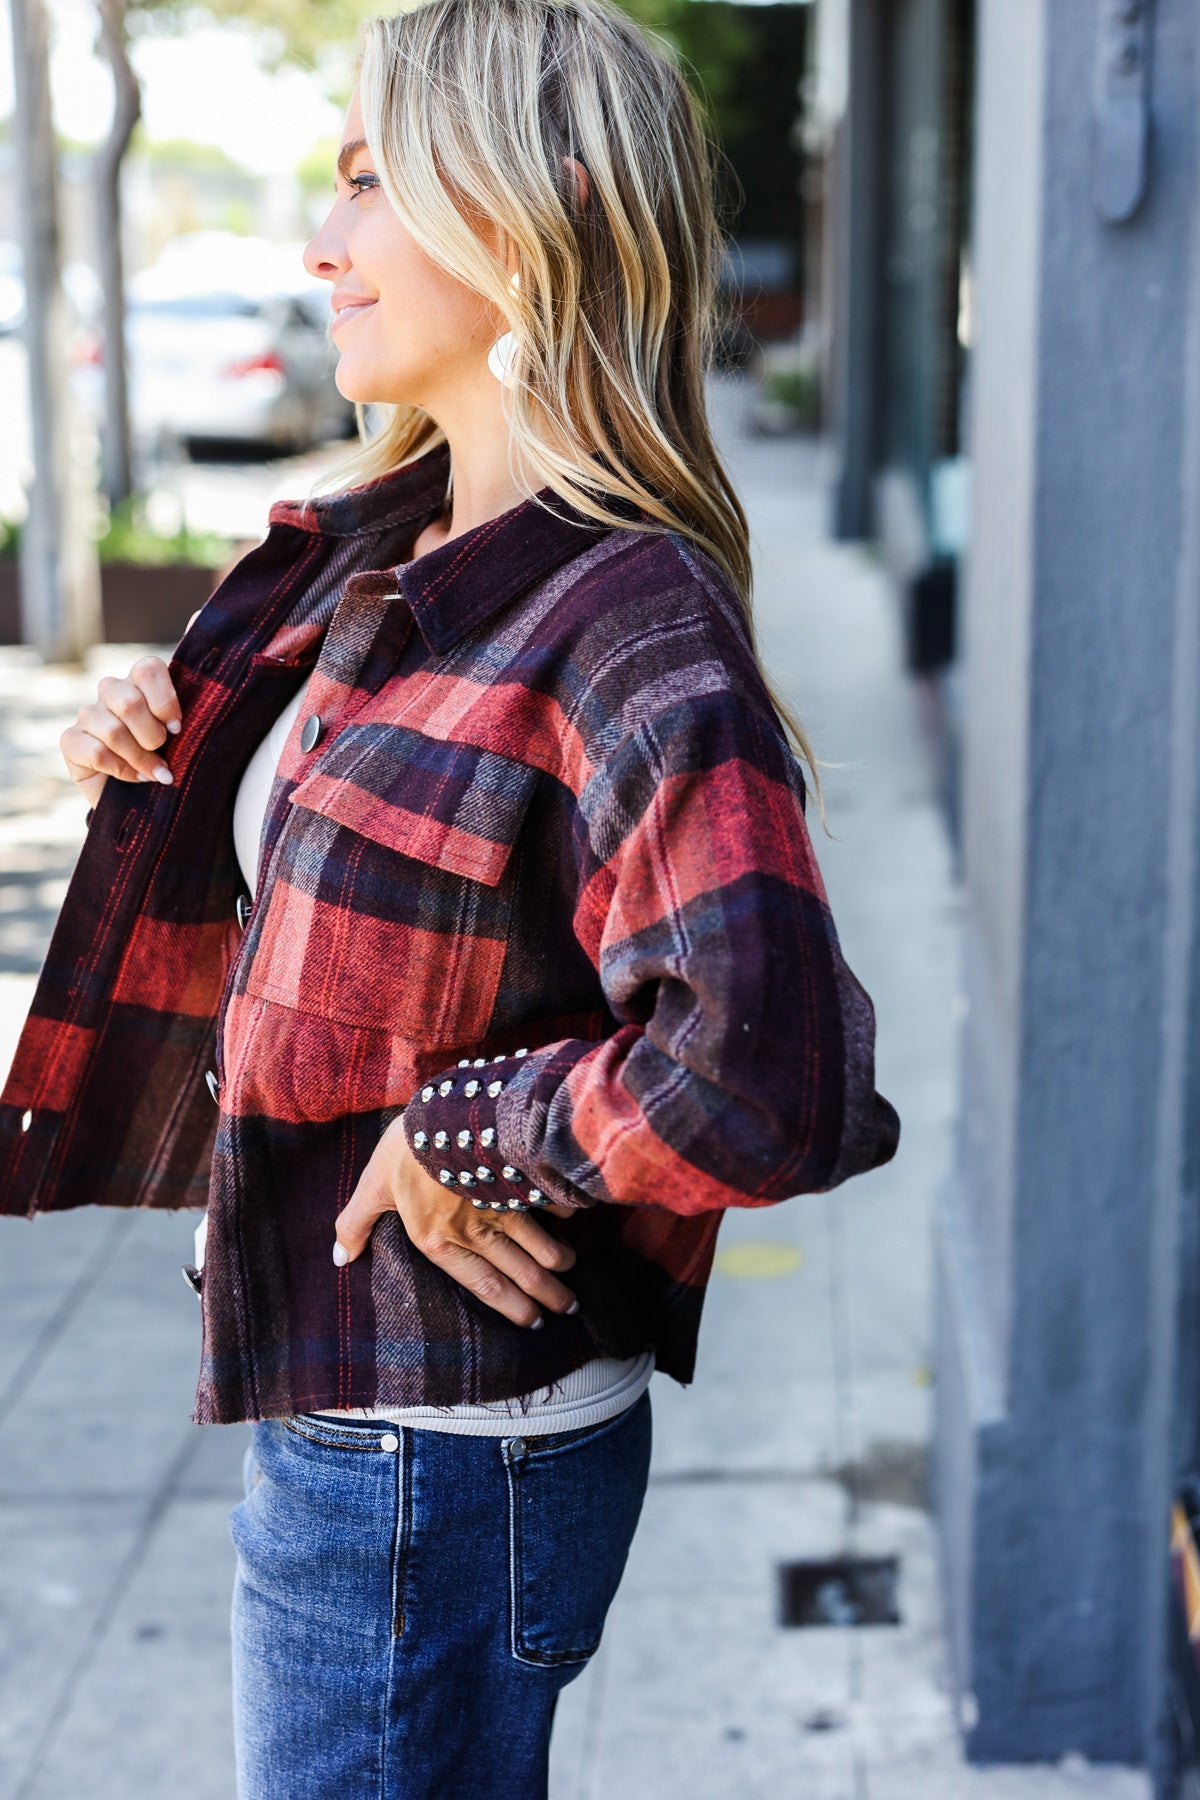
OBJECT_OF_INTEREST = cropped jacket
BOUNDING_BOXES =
[0,436,900,1425]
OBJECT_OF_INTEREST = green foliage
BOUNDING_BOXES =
[298,135,344,196]
[127,126,244,173]
[0,503,232,564]
[93,497,233,568]
[129,0,761,146]
[763,364,820,428]
[619,0,756,131]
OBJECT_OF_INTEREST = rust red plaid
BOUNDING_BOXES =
[0,438,900,1424]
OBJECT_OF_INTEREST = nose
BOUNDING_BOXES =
[303,209,348,284]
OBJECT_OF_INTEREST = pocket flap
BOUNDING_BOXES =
[288,723,541,886]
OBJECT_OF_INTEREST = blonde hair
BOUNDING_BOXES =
[320,0,827,823]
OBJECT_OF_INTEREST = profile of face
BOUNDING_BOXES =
[302,88,501,412]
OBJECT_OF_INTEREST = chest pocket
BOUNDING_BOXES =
[242,722,542,1048]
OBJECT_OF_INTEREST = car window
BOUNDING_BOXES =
[129,293,265,320]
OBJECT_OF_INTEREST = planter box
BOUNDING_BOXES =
[0,559,220,648]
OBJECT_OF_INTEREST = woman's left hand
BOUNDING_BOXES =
[333,1120,580,1329]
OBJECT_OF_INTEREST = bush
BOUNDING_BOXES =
[762,365,820,429]
[93,498,233,567]
[0,502,233,567]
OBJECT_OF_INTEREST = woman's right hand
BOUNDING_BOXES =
[60,654,183,809]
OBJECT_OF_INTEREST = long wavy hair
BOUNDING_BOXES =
[317,0,827,820]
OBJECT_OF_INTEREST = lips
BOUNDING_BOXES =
[331,297,377,329]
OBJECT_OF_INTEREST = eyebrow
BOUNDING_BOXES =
[336,138,369,183]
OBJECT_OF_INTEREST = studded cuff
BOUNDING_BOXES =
[401,1047,551,1213]
[408,1051,550,1216]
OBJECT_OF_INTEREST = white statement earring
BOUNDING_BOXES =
[487,270,520,389]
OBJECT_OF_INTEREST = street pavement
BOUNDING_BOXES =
[0,375,1151,1799]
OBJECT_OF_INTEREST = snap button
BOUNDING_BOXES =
[300,713,322,753]
[235,893,252,930]
[181,1264,203,1295]
[379,1433,400,1452]
[205,1070,220,1105]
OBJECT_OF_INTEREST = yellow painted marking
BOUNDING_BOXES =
[713,1242,804,1280]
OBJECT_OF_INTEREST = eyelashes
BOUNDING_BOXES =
[347,172,380,200]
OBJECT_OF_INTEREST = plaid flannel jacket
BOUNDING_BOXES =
[0,436,900,1425]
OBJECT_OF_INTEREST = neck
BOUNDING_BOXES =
[412,388,534,555]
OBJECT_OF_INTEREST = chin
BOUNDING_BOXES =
[335,360,417,411]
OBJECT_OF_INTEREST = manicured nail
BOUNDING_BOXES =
[528,1314,545,1330]
[332,1241,349,1266]
[136,770,150,782]
[153,767,174,785]
[565,1299,580,1315]
[166,719,181,734]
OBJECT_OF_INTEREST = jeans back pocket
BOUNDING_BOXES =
[504,1390,652,1669]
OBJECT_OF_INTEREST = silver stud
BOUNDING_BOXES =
[502,1165,522,1182]
[493,1054,506,1062]
[458,1170,476,1187]
[412,1130,428,1150]
[421,1085,435,1102]
[473,1057,487,1068]
[487,1079,503,1098]
[456,1129,473,1149]
[464,1080,481,1098]
[434,1130,449,1150]
[489,1199,506,1211]
[514,1047,529,1057]
[471,1196,490,1210]
[480,1127,496,1148]
[527,1188,544,1204]
[438,1169,454,1184]
[507,1197,530,1212]
[438,1079,454,1097]
[457,1058,471,1068]
[475,1167,495,1183]
[20,1108,33,1133]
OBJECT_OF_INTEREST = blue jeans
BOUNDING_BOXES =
[228,1389,653,1799]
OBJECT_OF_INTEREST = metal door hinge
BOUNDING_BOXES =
[1094,0,1153,224]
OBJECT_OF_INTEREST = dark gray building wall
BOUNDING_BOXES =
[935,0,1200,1780]
[830,0,884,541]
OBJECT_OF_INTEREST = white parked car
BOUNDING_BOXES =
[77,236,355,455]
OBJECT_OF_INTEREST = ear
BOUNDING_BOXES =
[562,154,591,211]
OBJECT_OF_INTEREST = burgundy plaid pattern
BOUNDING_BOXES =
[0,438,900,1424]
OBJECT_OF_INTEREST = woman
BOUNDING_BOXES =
[0,1,900,1794]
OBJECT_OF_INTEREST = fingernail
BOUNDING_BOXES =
[528,1314,545,1330]
[166,719,181,734]
[332,1241,350,1266]
[153,767,174,785]
[565,1299,580,1315]
[137,771,150,782]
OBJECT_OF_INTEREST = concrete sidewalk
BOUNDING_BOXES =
[0,376,1149,1799]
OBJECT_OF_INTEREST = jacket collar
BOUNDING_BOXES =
[270,436,636,656]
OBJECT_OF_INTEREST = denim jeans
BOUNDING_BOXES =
[228,1388,652,1799]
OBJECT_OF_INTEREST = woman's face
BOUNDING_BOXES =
[303,88,499,410]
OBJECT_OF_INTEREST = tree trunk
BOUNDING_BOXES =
[8,0,102,659]
[94,0,141,509]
